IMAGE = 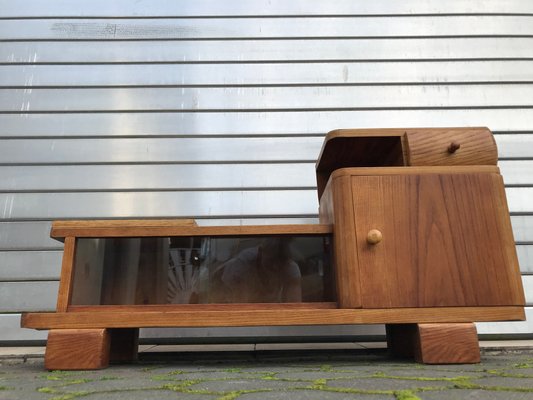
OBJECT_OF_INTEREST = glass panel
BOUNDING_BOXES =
[71,235,334,305]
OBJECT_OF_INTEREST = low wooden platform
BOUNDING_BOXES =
[22,306,524,329]
[20,218,525,369]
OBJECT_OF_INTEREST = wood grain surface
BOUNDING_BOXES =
[21,306,525,329]
[68,302,338,312]
[45,329,110,370]
[55,237,76,312]
[405,127,497,166]
[415,323,481,364]
[330,165,499,179]
[51,221,332,239]
[319,174,361,308]
[51,219,197,240]
[351,173,525,308]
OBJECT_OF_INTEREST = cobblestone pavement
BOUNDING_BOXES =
[1,349,533,400]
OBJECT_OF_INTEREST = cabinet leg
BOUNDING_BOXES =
[109,328,139,363]
[386,323,480,364]
[45,329,110,370]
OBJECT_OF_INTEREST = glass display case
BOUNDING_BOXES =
[70,235,334,306]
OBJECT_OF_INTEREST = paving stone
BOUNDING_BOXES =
[495,368,533,377]
[327,377,455,391]
[419,389,533,400]
[240,390,395,399]
[471,376,533,389]
[65,377,158,392]
[2,351,533,400]
[382,367,485,379]
[76,389,216,400]
[0,387,48,400]
[397,363,487,373]
[3,377,56,393]
[274,371,367,381]
[287,364,382,375]
[214,365,316,374]
[188,377,304,392]
[149,370,251,382]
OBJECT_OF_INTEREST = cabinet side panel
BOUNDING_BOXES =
[318,178,335,226]
[437,173,525,306]
[488,174,526,305]
[319,175,361,308]
[56,237,77,312]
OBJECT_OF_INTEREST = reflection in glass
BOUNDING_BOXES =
[71,235,334,305]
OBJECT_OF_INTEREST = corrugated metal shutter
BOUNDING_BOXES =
[1,0,532,341]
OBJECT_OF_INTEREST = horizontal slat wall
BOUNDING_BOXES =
[2,113,533,136]
[3,39,533,64]
[2,17,533,40]
[1,62,533,87]
[3,86,533,111]
[2,0,533,17]
[1,1,532,341]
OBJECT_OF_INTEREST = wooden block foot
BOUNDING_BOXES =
[45,329,110,370]
[110,328,139,363]
[415,323,480,364]
[386,323,480,364]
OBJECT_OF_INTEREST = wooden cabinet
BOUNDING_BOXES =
[320,167,524,309]
[317,127,525,364]
[318,128,524,310]
[21,127,525,368]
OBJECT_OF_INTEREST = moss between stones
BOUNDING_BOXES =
[161,379,202,391]
[372,372,471,382]
[512,362,533,369]
[488,370,533,378]
[49,391,91,400]
[30,359,533,400]
[260,372,277,380]
[454,381,533,393]
[38,387,58,394]
[224,368,243,373]
[217,389,273,400]
[394,390,422,400]
[41,371,91,383]
[99,376,122,381]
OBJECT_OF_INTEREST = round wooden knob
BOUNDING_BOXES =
[447,141,461,153]
[367,229,383,245]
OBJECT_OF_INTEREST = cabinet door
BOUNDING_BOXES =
[351,173,524,308]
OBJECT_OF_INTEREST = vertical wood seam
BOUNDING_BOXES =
[56,237,77,312]
[347,174,363,309]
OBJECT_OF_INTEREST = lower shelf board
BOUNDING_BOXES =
[21,306,525,330]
